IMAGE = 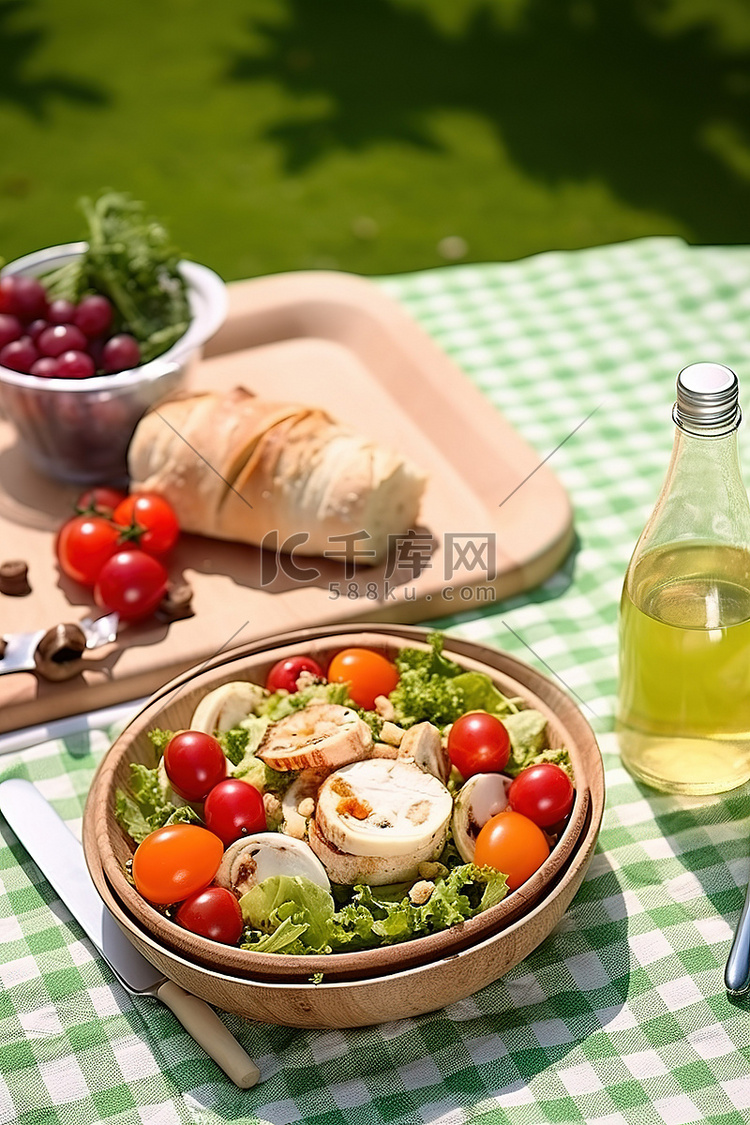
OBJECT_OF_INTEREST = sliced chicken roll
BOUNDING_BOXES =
[309,758,452,885]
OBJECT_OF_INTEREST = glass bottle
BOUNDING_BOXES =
[616,362,750,795]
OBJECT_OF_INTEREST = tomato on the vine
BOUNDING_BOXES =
[94,549,168,620]
[75,486,128,519]
[447,712,510,779]
[132,824,223,905]
[55,514,121,587]
[203,778,266,846]
[175,885,243,944]
[474,809,550,891]
[327,648,399,710]
[114,492,180,556]
[265,655,325,694]
[163,731,227,802]
[508,763,574,828]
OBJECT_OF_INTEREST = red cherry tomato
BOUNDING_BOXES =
[94,549,168,620]
[175,885,244,944]
[132,824,223,905]
[163,731,227,801]
[327,648,399,710]
[203,778,266,846]
[265,655,325,694]
[75,486,128,519]
[508,763,574,828]
[55,514,121,587]
[474,809,550,891]
[447,712,511,779]
[114,493,180,555]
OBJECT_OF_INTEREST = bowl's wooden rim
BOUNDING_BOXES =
[84,623,605,982]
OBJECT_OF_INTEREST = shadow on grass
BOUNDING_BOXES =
[226,0,750,242]
[0,0,110,123]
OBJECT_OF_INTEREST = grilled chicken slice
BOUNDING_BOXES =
[256,703,373,772]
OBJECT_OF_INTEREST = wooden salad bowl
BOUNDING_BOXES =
[83,624,605,1026]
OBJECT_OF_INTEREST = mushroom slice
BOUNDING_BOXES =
[215,832,330,897]
[257,703,373,772]
[280,768,327,839]
[452,772,511,863]
[398,721,450,783]
[314,758,452,859]
[190,680,265,734]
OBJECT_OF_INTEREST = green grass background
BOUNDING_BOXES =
[1,0,749,282]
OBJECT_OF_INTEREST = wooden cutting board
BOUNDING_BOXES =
[0,270,574,733]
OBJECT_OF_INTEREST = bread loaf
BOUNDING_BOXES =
[128,388,426,561]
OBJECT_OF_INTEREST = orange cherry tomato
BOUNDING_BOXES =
[132,824,223,905]
[327,648,399,709]
[473,808,550,891]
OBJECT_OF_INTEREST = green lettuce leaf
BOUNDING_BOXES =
[114,792,152,844]
[501,709,573,778]
[257,681,352,722]
[389,634,465,728]
[224,717,290,794]
[389,634,521,730]
[147,728,174,754]
[240,875,335,953]
[328,865,508,951]
[114,761,200,843]
[450,671,518,718]
[238,865,507,956]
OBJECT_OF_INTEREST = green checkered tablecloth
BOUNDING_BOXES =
[3,236,750,1125]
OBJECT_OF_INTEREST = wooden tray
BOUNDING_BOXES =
[0,271,574,733]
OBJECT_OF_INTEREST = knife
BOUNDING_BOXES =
[0,777,260,1088]
[725,868,750,997]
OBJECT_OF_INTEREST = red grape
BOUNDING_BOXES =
[0,278,15,315]
[0,337,37,373]
[102,334,141,373]
[30,356,59,377]
[47,298,76,325]
[55,350,96,379]
[0,314,22,349]
[38,324,88,358]
[0,276,47,320]
[26,318,49,342]
[73,295,113,338]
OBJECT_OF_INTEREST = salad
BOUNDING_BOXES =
[115,634,575,955]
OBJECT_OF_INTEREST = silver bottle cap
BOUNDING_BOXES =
[672,362,741,436]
